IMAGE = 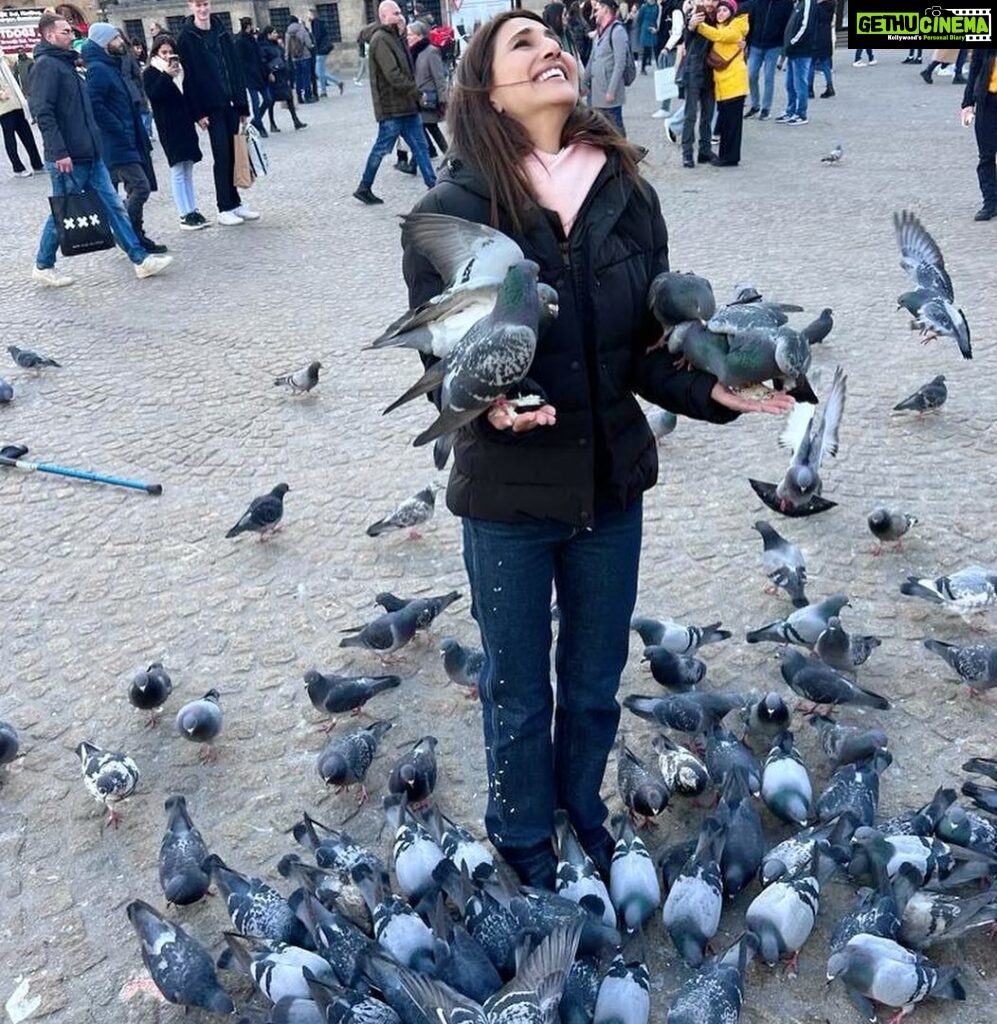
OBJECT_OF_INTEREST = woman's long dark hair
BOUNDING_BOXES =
[447,9,642,231]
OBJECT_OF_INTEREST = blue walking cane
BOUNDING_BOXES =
[0,445,163,495]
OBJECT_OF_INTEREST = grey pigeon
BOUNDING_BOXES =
[76,740,139,828]
[383,793,444,901]
[924,639,997,696]
[366,485,438,539]
[374,589,461,630]
[554,809,615,927]
[339,605,421,659]
[645,406,677,441]
[387,735,438,805]
[175,689,222,762]
[304,670,402,728]
[0,379,12,403]
[561,958,601,1024]
[847,827,997,891]
[894,374,947,414]
[815,616,882,673]
[317,719,393,803]
[8,344,59,368]
[277,851,372,935]
[753,520,808,607]
[616,737,669,825]
[593,955,649,1024]
[705,724,762,796]
[816,751,893,827]
[745,847,824,967]
[877,786,957,840]
[225,482,290,540]
[780,648,890,711]
[384,260,543,447]
[809,714,888,766]
[746,592,850,647]
[901,565,997,620]
[820,142,844,163]
[717,769,765,896]
[651,733,709,798]
[125,899,234,1014]
[707,299,801,334]
[900,884,997,950]
[935,804,997,854]
[423,808,495,881]
[801,307,833,344]
[761,731,812,826]
[642,645,705,692]
[219,933,337,1005]
[826,933,965,1020]
[128,661,173,727]
[647,270,716,334]
[274,360,322,393]
[730,282,763,304]
[740,691,791,744]
[761,815,857,887]
[609,815,660,931]
[867,507,917,554]
[296,889,377,988]
[290,811,389,887]
[425,891,503,1003]
[354,870,437,969]
[662,816,725,967]
[439,637,485,699]
[894,210,971,359]
[0,719,20,773]
[964,756,997,782]
[159,794,210,906]
[666,933,757,1024]
[631,616,730,654]
[623,692,743,736]
[829,865,912,955]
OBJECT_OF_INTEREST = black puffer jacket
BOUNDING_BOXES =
[963,48,996,108]
[402,154,737,527]
[176,15,249,120]
[29,41,102,162]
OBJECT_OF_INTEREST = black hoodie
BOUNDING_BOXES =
[176,14,249,120]
[29,40,102,162]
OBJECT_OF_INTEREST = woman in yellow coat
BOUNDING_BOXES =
[689,0,748,165]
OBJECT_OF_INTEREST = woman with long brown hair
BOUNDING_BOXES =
[402,9,790,888]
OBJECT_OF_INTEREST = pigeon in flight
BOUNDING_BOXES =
[894,210,971,359]
[894,374,947,414]
[820,142,844,163]
[8,345,59,368]
[274,360,322,393]
[867,507,917,554]
[225,483,289,540]
[366,485,438,539]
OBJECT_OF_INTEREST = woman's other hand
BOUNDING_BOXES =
[710,384,795,415]
[487,400,558,432]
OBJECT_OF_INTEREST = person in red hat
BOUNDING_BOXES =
[689,0,747,164]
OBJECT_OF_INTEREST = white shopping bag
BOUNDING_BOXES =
[654,65,678,102]
[245,123,269,179]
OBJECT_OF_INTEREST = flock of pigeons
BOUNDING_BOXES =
[0,207,992,1024]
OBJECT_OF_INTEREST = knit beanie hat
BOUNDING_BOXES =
[87,23,121,48]
[717,0,738,14]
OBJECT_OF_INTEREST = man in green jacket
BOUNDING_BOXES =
[353,0,436,205]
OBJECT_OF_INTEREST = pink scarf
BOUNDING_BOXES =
[523,143,607,236]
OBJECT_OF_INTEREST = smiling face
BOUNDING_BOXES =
[488,17,579,127]
[188,0,211,26]
[716,3,731,22]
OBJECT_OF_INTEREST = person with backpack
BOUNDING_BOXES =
[582,0,634,135]
[285,15,315,104]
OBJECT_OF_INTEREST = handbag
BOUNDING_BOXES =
[245,123,269,178]
[48,174,115,258]
[654,65,678,101]
[233,130,254,189]
[706,43,743,70]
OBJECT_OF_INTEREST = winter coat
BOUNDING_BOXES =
[583,19,629,107]
[697,14,749,100]
[259,38,292,100]
[568,11,593,64]
[363,22,419,121]
[813,0,835,60]
[29,40,102,162]
[636,1,660,49]
[963,48,996,107]
[0,57,28,116]
[784,0,819,57]
[143,62,202,166]
[747,0,792,48]
[311,17,333,56]
[176,15,249,120]
[677,1,714,88]
[402,154,738,526]
[120,49,150,112]
[234,29,267,89]
[412,38,447,124]
[285,22,313,60]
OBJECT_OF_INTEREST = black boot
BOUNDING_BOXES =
[293,118,308,130]
[820,86,835,98]
[139,234,168,254]
[974,203,996,221]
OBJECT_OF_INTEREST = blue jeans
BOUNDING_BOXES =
[36,159,146,268]
[247,86,271,129]
[315,53,342,94]
[784,56,812,118]
[360,113,436,188]
[810,56,833,91]
[461,498,643,877]
[853,48,874,61]
[748,44,780,111]
[293,57,312,101]
[596,105,625,136]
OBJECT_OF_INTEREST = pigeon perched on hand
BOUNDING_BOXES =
[439,637,485,699]
[746,592,850,647]
[225,482,290,540]
[128,661,173,727]
[894,210,971,359]
[753,520,808,607]
[900,565,997,620]
[76,740,139,828]
[647,271,716,338]
[366,485,439,539]
[305,670,402,729]
[8,345,59,368]
[0,379,12,403]
[894,374,947,414]
[175,689,223,762]
[317,719,393,803]
[868,508,917,554]
[923,639,997,696]
[820,142,844,163]
[274,360,322,393]
[340,604,422,659]
[800,307,833,345]
[159,794,211,906]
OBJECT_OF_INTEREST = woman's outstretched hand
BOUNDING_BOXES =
[487,400,558,433]
[710,384,795,415]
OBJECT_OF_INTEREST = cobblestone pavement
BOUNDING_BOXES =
[0,51,995,1024]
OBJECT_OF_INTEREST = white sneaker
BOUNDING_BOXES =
[232,205,260,221]
[852,59,866,66]
[12,169,32,178]
[867,58,877,65]
[937,65,955,76]
[32,265,74,287]
[134,254,174,279]
[651,108,668,118]
[217,210,244,226]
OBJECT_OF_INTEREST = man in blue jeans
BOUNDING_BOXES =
[744,0,792,119]
[30,12,172,286]
[354,0,435,205]
[778,0,818,124]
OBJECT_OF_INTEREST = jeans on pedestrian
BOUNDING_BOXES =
[1,108,42,173]
[785,56,812,118]
[461,498,643,876]
[747,44,780,111]
[360,113,437,188]
[854,48,874,61]
[247,86,270,130]
[954,48,968,76]
[36,159,146,268]
[596,105,625,136]
[110,161,151,235]
[205,105,241,213]
[809,56,833,90]
[293,57,312,101]
[140,109,153,139]
[169,160,197,216]
[354,56,368,83]
[682,80,715,159]
[976,93,997,206]
[315,53,342,94]
[667,101,684,136]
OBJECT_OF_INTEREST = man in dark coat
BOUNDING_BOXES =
[353,0,435,205]
[235,17,269,136]
[961,49,997,221]
[676,0,717,168]
[83,24,165,253]
[310,7,344,97]
[30,13,172,286]
[177,0,258,225]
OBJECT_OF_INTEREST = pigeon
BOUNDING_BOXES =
[800,307,834,345]
[646,270,716,336]
[894,374,947,414]
[875,786,957,840]
[219,932,338,1005]
[0,720,20,775]
[425,892,504,1003]
[439,637,485,699]
[826,933,966,1020]
[935,804,997,854]
[717,769,766,896]
[814,616,882,673]
[561,958,601,1024]
[645,407,677,441]
[868,508,917,555]
[642,645,705,692]
[159,795,211,906]
[662,816,725,967]
[354,863,438,971]
[554,809,615,927]
[753,520,809,607]
[630,616,731,654]
[8,345,59,368]
[128,661,173,727]
[651,733,710,798]
[730,282,764,304]
[623,692,743,736]
[0,379,12,403]
[747,592,850,647]
[830,864,915,955]
[225,482,290,540]
[820,142,844,163]
[963,780,997,815]
[893,210,971,359]
[616,737,669,825]
[809,714,888,767]
[666,933,757,1024]
[125,899,234,1014]
[76,740,139,828]
[297,889,376,987]
[366,486,438,539]
[609,815,660,931]
[740,691,792,745]
[761,815,857,887]
[175,689,223,762]
[900,565,997,619]
[291,811,389,883]
[780,649,891,711]
[339,605,422,659]
[593,956,650,1024]
[384,793,445,900]
[304,670,402,728]
[384,259,544,447]
[900,884,997,950]
[274,360,322,393]
[705,723,762,796]
[849,826,997,890]
[761,731,813,826]
[964,756,997,783]
[375,589,462,630]
[707,298,803,335]
[317,720,393,804]
[277,851,372,934]
[924,639,997,696]
[387,735,438,805]
[816,751,892,827]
